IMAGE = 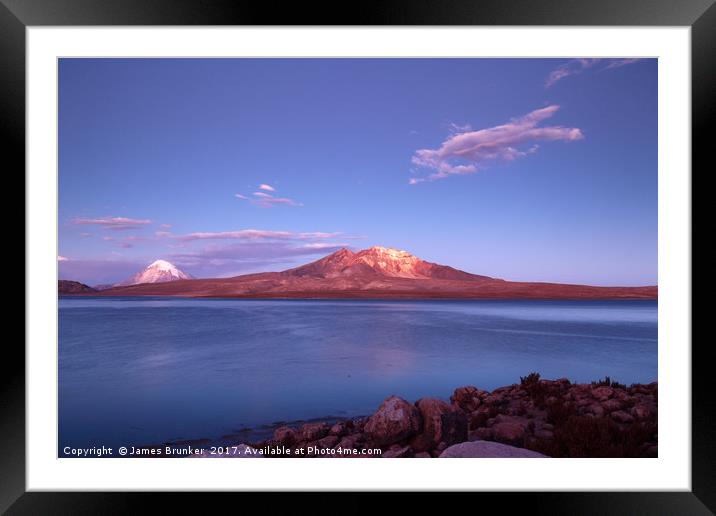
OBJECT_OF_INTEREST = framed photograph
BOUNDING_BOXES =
[7,0,711,511]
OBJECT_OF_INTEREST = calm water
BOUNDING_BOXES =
[58,298,657,453]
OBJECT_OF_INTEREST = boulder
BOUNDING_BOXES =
[273,426,297,445]
[408,398,468,452]
[329,422,348,437]
[363,395,422,447]
[491,421,526,446]
[586,403,605,417]
[601,399,623,412]
[316,435,339,449]
[439,440,548,458]
[631,404,654,420]
[450,386,485,412]
[592,386,614,401]
[299,422,329,442]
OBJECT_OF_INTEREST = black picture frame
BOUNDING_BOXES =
[5,0,710,512]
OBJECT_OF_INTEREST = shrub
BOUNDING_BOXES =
[528,415,657,458]
[591,376,626,390]
[520,372,541,386]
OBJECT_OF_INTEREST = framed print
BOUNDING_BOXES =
[6,0,712,512]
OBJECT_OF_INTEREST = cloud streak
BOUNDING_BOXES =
[546,58,641,87]
[178,229,340,242]
[410,105,583,183]
[235,185,302,208]
[71,216,151,230]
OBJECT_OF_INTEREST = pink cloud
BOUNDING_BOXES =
[235,188,302,208]
[258,184,275,192]
[178,229,340,242]
[71,216,151,230]
[58,255,69,262]
[410,105,583,183]
[546,58,642,87]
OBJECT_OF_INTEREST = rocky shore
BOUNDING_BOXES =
[248,374,657,458]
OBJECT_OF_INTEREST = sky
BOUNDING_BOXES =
[58,58,657,286]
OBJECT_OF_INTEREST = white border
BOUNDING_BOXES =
[27,27,690,491]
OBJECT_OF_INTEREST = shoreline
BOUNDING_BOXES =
[61,293,658,301]
[152,374,656,459]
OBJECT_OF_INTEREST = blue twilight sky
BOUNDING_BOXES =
[58,58,657,286]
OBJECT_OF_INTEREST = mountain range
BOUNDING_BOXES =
[76,246,656,299]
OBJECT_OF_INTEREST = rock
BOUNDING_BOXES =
[273,426,297,445]
[601,399,623,412]
[337,435,359,450]
[363,395,422,447]
[408,398,468,452]
[414,452,432,458]
[469,427,494,441]
[316,435,339,449]
[592,386,614,401]
[631,404,653,419]
[586,403,605,417]
[610,410,634,424]
[439,440,548,458]
[299,422,329,442]
[451,386,484,412]
[491,421,526,446]
[534,428,554,440]
[329,422,348,437]
[382,445,411,458]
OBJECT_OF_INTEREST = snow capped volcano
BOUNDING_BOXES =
[117,260,192,286]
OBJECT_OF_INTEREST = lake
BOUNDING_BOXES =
[58,298,657,454]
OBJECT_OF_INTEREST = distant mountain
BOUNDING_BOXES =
[116,260,193,286]
[97,247,657,300]
[284,246,490,281]
[59,280,97,294]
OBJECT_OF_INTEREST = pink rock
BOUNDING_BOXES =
[451,386,484,412]
[316,435,339,449]
[439,440,548,458]
[601,399,623,412]
[299,422,329,442]
[534,428,554,440]
[586,403,605,417]
[631,404,653,419]
[408,398,468,453]
[364,395,422,447]
[492,422,526,446]
[592,386,614,401]
[273,426,296,445]
[329,422,347,437]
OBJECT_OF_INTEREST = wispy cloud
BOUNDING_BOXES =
[169,241,350,278]
[58,255,69,262]
[235,185,302,208]
[409,105,582,184]
[546,58,642,87]
[178,229,340,242]
[71,216,151,230]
